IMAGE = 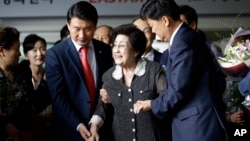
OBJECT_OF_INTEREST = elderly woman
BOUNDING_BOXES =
[88,24,167,141]
[0,27,37,141]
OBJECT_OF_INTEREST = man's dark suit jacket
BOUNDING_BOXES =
[151,23,228,141]
[153,49,162,63]
[45,38,113,141]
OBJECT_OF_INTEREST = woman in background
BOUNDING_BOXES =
[0,27,37,141]
[19,34,52,141]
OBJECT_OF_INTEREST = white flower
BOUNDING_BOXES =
[218,27,250,66]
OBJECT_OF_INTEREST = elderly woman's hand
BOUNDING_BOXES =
[100,89,111,104]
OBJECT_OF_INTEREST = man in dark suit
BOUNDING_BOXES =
[45,1,113,141]
[134,0,228,141]
[179,4,226,98]
[179,4,225,59]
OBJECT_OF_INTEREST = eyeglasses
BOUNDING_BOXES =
[112,41,129,50]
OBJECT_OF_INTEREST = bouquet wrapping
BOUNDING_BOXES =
[218,27,250,111]
[218,27,250,77]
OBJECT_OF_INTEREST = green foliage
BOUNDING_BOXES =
[232,83,244,107]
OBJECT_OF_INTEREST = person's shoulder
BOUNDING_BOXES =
[92,39,111,49]
[48,39,70,53]
[175,25,196,44]
[146,60,162,70]
[153,49,162,55]
[17,60,31,73]
[18,59,30,68]
[147,60,161,65]
[153,49,162,62]
[102,66,116,79]
[16,60,32,81]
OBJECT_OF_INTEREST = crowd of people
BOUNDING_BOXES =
[0,0,249,141]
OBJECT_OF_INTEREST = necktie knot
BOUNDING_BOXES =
[80,46,89,55]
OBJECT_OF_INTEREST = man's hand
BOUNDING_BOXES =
[133,100,152,114]
[230,111,245,125]
[88,123,99,141]
[100,89,111,104]
[78,124,91,140]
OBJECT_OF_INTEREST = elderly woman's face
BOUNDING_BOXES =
[0,39,21,67]
[112,34,138,67]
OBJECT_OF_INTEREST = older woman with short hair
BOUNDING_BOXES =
[0,27,37,141]
[89,24,167,141]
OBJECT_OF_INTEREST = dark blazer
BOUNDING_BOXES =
[160,49,169,69]
[18,60,51,113]
[95,60,167,141]
[153,49,162,63]
[151,24,228,141]
[45,38,113,141]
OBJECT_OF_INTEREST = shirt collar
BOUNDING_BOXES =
[169,22,183,46]
[71,38,94,52]
[112,59,146,80]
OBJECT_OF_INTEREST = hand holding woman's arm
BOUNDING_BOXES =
[133,100,152,114]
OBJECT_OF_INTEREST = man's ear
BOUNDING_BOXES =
[161,16,170,27]
[189,21,197,30]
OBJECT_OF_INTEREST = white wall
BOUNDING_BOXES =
[2,15,250,43]
[2,14,250,55]
[1,0,249,44]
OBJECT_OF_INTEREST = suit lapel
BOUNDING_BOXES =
[92,40,102,86]
[66,39,85,79]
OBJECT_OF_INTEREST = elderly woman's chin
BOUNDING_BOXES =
[114,59,122,65]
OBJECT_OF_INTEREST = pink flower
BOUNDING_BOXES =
[245,39,250,48]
